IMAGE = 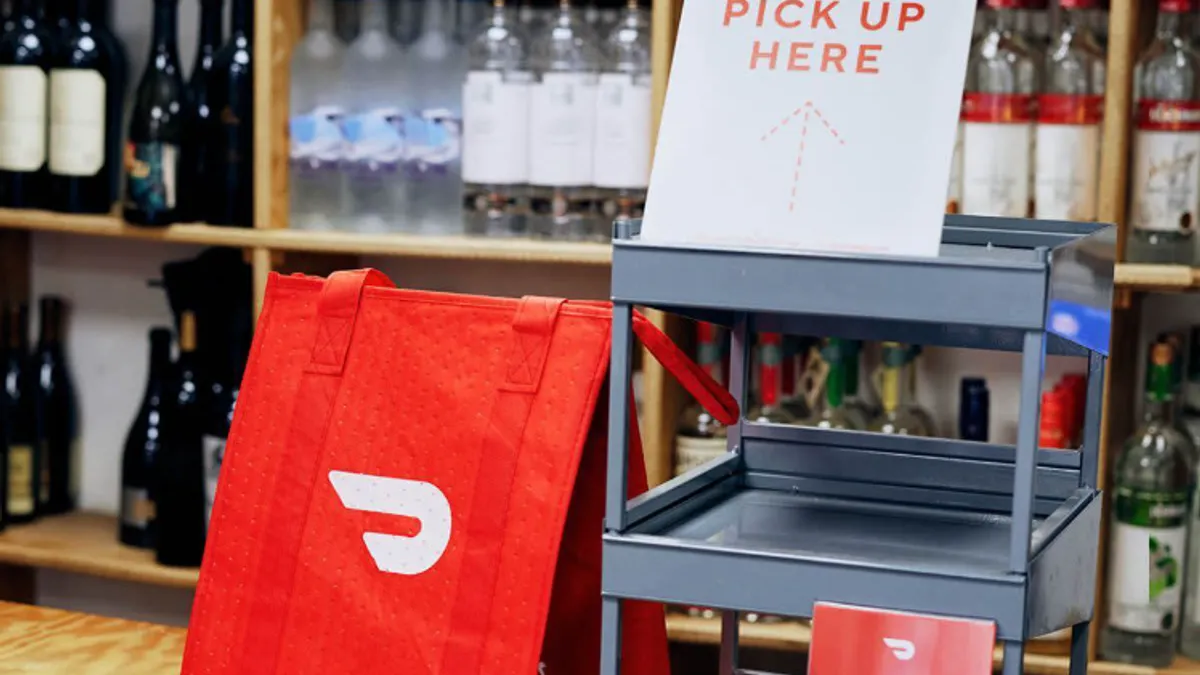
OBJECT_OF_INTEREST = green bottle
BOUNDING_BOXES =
[808,339,862,431]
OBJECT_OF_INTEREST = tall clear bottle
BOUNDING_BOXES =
[406,0,467,233]
[962,0,1039,217]
[1127,0,1200,264]
[591,0,649,238]
[1035,0,1104,221]
[1104,341,1196,666]
[527,0,600,239]
[341,0,408,233]
[290,0,346,231]
[463,0,531,236]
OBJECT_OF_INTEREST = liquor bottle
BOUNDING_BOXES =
[290,0,346,231]
[201,342,246,529]
[748,333,797,425]
[959,377,990,442]
[178,0,223,223]
[48,0,125,215]
[807,339,861,431]
[155,311,207,567]
[119,328,171,548]
[125,0,186,227]
[520,0,554,33]
[842,341,873,429]
[1035,0,1104,221]
[1020,0,1050,50]
[1127,0,1200,264]
[462,0,531,236]
[527,0,600,239]
[454,0,491,44]
[1038,389,1068,448]
[592,0,649,237]
[1103,341,1196,666]
[962,0,1039,217]
[33,297,78,515]
[2,304,35,524]
[342,0,408,233]
[674,322,727,477]
[0,0,52,209]
[335,0,361,43]
[869,343,932,437]
[205,0,254,228]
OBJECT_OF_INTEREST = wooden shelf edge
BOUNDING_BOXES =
[1114,264,1200,291]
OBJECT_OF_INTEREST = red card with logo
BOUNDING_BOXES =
[809,602,996,675]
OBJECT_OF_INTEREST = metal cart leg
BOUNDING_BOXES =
[1001,640,1025,675]
[719,611,740,675]
[600,597,622,675]
[1068,622,1089,675]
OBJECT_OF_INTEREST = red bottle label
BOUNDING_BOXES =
[961,93,1035,124]
[1136,100,1200,132]
[1038,94,1103,125]
[759,333,783,407]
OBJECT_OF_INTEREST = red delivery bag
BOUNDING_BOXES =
[181,269,739,675]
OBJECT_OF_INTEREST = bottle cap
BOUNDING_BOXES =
[1059,0,1095,8]
[985,0,1023,9]
[1160,0,1193,13]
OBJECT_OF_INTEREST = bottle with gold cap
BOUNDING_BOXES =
[868,342,932,437]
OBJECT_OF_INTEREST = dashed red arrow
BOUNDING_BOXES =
[761,101,846,213]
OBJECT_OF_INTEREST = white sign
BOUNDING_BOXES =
[641,1,976,257]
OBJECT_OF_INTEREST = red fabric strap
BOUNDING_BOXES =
[632,313,740,426]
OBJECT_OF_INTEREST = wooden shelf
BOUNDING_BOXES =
[1114,264,1200,291]
[665,615,1200,674]
[0,512,198,589]
[0,208,613,265]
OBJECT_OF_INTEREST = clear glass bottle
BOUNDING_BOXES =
[674,322,728,477]
[290,0,346,231]
[341,0,409,233]
[807,339,861,431]
[1104,341,1196,666]
[591,0,650,239]
[1127,0,1200,264]
[405,0,468,234]
[462,0,531,236]
[1035,0,1104,221]
[748,333,797,425]
[962,0,1039,217]
[869,343,933,437]
[527,0,600,239]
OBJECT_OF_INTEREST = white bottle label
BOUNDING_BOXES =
[1106,487,1189,635]
[528,72,598,187]
[48,69,106,177]
[1035,94,1103,221]
[1130,100,1200,233]
[0,66,46,172]
[289,105,345,168]
[343,108,406,170]
[675,435,728,477]
[961,93,1034,218]
[592,73,651,189]
[202,434,226,529]
[462,71,530,185]
[947,121,963,213]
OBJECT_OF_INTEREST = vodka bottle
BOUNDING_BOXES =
[289,0,346,231]
[674,322,727,477]
[405,0,467,233]
[1035,0,1104,221]
[748,333,797,425]
[463,0,531,236]
[962,0,1039,217]
[527,0,600,239]
[341,0,409,232]
[869,343,932,437]
[1104,341,1196,666]
[1127,0,1200,264]
[806,339,861,431]
[592,0,650,238]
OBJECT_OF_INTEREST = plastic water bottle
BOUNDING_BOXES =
[290,0,346,230]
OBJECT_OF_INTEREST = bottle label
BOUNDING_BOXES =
[124,142,179,218]
[961,93,1033,217]
[947,122,963,214]
[528,72,598,187]
[674,435,727,477]
[1130,101,1200,233]
[289,105,345,170]
[405,107,462,180]
[7,444,34,516]
[202,434,226,528]
[343,108,406,174]
[49,69,106,177]
[121,487,155,529]
[0,66,47,172]
[592,73,651,189]
[1106,487,1189,635]
[462,70,531,185]
[1035,94,1102,221]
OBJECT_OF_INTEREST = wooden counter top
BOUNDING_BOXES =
[0,601,185,674]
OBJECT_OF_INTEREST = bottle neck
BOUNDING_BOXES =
[153,0,180,49]
[361,0,388,31]
[309,0,335,31]
[1058,6,1088,35]
[15,0,41,20]
[199,0,223,47]
[421,0,446,35]
[825,361,845,409]
[1157,9,1190,40]
[988,6,1018,34]
[230,0,252,35]
[148,342,171,382]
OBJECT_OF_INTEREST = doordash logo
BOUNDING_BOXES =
[883,637,916,661]
[328,471,452,575]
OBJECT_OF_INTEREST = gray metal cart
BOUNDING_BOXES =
[600,216,1116,675]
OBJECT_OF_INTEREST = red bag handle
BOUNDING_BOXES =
[632,312,740,426]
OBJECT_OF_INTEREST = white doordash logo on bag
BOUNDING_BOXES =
[328,471,452,575]
[883,637,916,661]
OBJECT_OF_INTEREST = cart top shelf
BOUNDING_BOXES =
[612,216,1115,356]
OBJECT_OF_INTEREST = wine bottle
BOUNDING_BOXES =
[49,0,124,214]
[202,339,246,529]
[155,310,206,567]
[120,328,171,548]
[33,296,79,515]
[0,0,52,209]
[2,304,37,524]
[179,0,223,222]
[124,0,186,227]
[205,0,254,227]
